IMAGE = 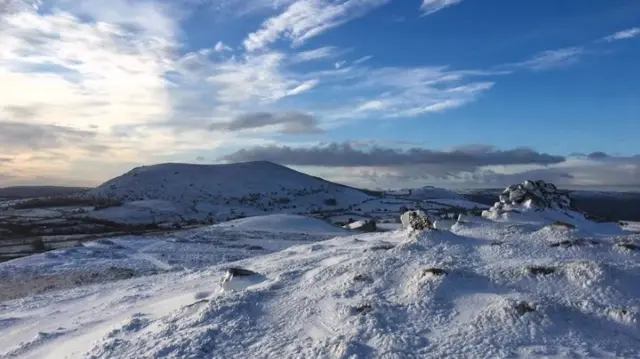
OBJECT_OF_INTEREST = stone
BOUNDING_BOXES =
[400,210,433,230]
[527,265,556,276]
[346,219,377,232]
[353,304,373,314]
[549,238,599,248]
[353,274,373,282]
[549,220,576,230]
[224,267,260,277]
[365,244,395,251]
[514,301,536,315]
[422,268,447,277]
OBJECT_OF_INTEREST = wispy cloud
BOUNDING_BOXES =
[203,52,320,104]
[291,46,339,62]
[243,0,391,51]
[502,47,585,71]
[323,66,497,120]
[420,0,463,16]
[214,41,233,52]
[352,55,373,65]
[0,121,97,151]
[603,27,640,42]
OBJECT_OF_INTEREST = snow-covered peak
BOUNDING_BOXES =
[81,161,373,223]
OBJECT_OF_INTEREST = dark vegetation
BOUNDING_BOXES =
[12,196,123,210]
[0,186,89,199]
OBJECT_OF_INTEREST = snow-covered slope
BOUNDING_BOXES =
[82,161,373,223]
[0,215,347,303]
[2,205,639,358]
[212,214,349,235]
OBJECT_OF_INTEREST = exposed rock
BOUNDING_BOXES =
[364,244,395,252]
[400,210,433,231]
[615,238,640,251]
[514,301,536,315]
[549,238,599,248]
[353,274,373,282]
[344,219,377,232]
[526,265,556,276]
[548,220,576,230]
[422,268,447,277]
[224,267,260,278]
[484,180,573,218]
[353,304,373,314]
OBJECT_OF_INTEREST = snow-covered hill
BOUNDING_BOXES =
[82,161,373,224]
[1,194,638,358]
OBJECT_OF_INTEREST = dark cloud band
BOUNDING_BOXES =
[220,142,566,167]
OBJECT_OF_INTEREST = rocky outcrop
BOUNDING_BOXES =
[485,180,572,216]
[400,210,434,231]
[500,180,571,210]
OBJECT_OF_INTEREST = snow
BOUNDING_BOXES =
[212,214,349,235]
[622,221,640,233]
[83,161,372,224]
[3,207,638,358]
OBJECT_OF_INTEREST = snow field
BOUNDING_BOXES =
[1,211,638,358]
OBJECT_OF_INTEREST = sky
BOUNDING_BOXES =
[1,0,639,190]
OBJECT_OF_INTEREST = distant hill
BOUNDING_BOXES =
[0,186,89,200]
[81,161,374,223]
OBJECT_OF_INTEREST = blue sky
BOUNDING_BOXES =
[1,0,639,189]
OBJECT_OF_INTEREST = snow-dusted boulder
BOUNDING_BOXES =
[344,219,377,232]
[483,180,572,218]
[400,210,433,231]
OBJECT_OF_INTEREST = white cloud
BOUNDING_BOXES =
[334,60,347,69]
[318,66,496,120]
[214,41,233,52]
[243,0,391,51]
[0,3,175,131]
[352,55,373,65]
[0,1,270,185]
[603,27,640,42]
[504,47,585,71]
[420,0,463,16]
[204,51,319,104]
[291,46,339,62]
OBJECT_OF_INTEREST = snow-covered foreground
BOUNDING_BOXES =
[0,215,347,302]
[2,213,640,358]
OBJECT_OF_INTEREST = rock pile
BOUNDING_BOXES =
[493,180,571,212]
[400,210,434,231]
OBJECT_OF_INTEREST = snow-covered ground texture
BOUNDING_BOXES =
[2,208,639,358]
[0,215,346,302]
[621,221,640,233]
[82,161,372,224]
